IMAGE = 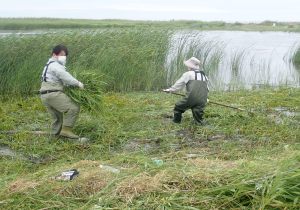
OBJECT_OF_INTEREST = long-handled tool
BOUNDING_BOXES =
[166,91,254,115]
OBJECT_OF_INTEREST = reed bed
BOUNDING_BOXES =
[292,47,300,68]
[1,29,299,96]
[227,50,247,91]
[0,28,170,96]
[165,32,225,89]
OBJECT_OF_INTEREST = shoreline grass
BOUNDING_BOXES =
[1,27,299,95]
[1,18,300,32]
[0,88,299,209]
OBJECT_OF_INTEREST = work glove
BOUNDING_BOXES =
[78,81,84,89]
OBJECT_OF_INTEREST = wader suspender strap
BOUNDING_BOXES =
[194,70,204,81]
[42,61,55,82]
[201,71,206,81]
[194,70,207,81]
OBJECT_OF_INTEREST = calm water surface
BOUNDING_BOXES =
[167,31,300,90]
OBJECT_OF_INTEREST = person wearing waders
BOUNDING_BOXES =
[163,57,209,124]
[40,45,84,139]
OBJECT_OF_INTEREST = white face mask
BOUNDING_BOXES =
[57,56,67,66]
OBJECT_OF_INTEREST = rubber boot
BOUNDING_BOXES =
[59,126,79,139]
[173,112,182,123]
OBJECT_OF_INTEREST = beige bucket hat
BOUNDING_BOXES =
[184,57,201,69]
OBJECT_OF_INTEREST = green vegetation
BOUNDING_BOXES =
[1,18,300,31]
[1,24,299,95]
[0,19,299,209]
[0,29,169,95]
[293,47,300,68]
[0,88,299,209]
[65,71,106,112]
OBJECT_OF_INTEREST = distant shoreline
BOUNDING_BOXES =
[0,18,300,32]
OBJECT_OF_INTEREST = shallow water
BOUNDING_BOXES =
[167,31,300,90]
[0,146,17,158]
[0,30,45,37]
[274,107,299,117]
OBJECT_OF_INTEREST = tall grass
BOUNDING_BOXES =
[292,47,300,69]
[1,29,299,96]
[165,32,225,89]
[0,29,170,96]
[227,50,247,91]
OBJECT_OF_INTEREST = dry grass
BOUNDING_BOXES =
[8,178,40,193]
[188,158,238,170]
[50,160,115,197]
[115,171,166,203]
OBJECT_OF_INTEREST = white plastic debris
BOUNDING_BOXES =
[55,169,79,181]
[99,164,120,173]
[152,158,163,166]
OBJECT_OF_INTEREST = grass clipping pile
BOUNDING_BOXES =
[65,71,106,113]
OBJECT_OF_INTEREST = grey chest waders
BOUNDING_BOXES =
[173,70,208,123]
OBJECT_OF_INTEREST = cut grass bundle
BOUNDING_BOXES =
[65,71,106,113]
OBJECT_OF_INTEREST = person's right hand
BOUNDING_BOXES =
[78,81,84,89]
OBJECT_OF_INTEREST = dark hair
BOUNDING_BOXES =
[52,44,69,56]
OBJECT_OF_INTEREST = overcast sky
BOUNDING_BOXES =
[1,0,299,23]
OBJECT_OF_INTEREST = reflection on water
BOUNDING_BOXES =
[166,31,300,90]
[0,31,45,37]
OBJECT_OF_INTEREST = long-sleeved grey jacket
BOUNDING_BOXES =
[167,69,208,92]
[40,58,80,92]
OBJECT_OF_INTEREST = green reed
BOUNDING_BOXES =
[65,71,106,113]
[0,29,170,96]
[292,47,300,68]
[166,33,224,90]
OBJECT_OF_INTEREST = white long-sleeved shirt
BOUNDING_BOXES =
[40,58,80,91]
[168,70,208,92]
